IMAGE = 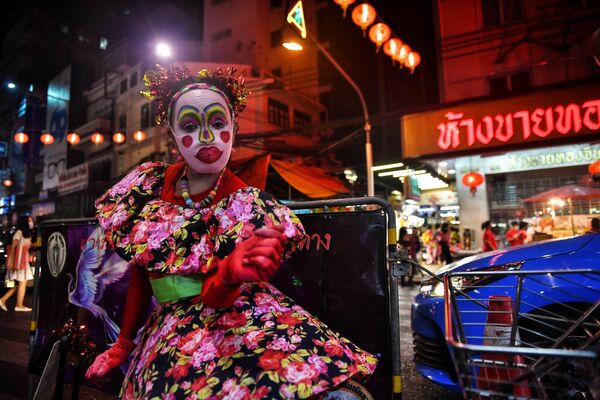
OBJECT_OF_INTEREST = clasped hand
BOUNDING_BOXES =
[218,225,287,286]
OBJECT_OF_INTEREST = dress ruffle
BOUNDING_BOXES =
[95,162,306,275]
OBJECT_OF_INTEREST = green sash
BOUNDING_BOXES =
[150,274,204,304]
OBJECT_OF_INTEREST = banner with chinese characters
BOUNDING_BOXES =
[402,83,600,158]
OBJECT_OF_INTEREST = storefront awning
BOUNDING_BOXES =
[235,154,271,190]
[270,159,349,199]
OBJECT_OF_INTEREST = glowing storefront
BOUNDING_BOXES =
[401,82,600,247]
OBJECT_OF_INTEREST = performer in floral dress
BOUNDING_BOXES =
[85,65,377,399]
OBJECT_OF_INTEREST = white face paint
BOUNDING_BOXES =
[170,88,233,174]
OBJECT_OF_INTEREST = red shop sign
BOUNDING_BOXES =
[402,84,600,158]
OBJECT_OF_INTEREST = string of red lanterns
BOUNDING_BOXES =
[13,131,147,145]
[333,1,421,71]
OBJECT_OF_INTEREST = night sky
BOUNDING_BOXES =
[1,0,438,183]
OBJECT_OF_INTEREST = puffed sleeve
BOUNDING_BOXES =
[95,162,166,262]
[210,188,306,270]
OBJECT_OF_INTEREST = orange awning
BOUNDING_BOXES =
[270,159,349,199]
[235,154,271,190]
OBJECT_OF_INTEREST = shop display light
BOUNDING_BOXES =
[91,132,105,144]
[368,23,391,52]
[462,171,484,196]
[133,130,146,142]
[351,3,376,36]
[14,132,29,144]
[67,132,81,145]
[333,0,355,18]
[40,132,55,145]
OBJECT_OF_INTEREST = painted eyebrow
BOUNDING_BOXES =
[203,102,227,113]
[177,105,200,118]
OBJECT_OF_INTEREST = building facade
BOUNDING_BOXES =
[398,0,600,247]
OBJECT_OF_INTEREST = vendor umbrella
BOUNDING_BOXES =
[523,185,600,234]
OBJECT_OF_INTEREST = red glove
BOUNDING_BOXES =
[218,226,286,286]
[85,265,151,383]
[85,336,135,381]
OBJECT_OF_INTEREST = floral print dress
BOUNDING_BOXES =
[96,162,377,399]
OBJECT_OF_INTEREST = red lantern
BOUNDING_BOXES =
[40,132,55,145]
[113,132,126,144]
[133,130,146,142]
[91,132,105,144]
[589,160,600,176]
[333,0,355,18]
[395,44,411,66]
[383,38,402,62]
[3,179,12,187]
[351,3,376,36]
[14,132,29,144]
[368,23,391,52]
[462,171,484,196]
[67,132,80,145]
[406,51,421,73]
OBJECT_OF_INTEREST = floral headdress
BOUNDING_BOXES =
[141,64,249,125]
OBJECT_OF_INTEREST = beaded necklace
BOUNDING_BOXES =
[180,167,225,209]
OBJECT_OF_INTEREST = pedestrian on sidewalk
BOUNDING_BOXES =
[0,215,34,312]
[482,220,498,252]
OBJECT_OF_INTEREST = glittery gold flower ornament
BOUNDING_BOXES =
[141,64,249,126]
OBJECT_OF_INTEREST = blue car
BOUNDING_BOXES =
[411,233,600,393]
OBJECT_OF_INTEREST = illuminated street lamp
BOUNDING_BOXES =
[282,41,303,51]
[6,82,16,90]
[285,1,374,196]
[156,43,172,58]
[3,179,12,187]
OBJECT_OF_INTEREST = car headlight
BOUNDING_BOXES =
[420,278,456,297]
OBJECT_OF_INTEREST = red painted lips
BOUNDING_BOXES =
[195,146,223,164]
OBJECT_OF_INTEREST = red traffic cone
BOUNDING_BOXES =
[477,295,531,398]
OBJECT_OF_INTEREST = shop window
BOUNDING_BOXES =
[130,71,138,87]
[489,70,530,96]
[294,110,311,127]
[482,0,523,28]
[268,98,289,128]
[270,29,282,48]
[510,71,530,93]
[118,114,127,130]
[489,76,508,96]
[141,103,150,129]
[120,79,127,94]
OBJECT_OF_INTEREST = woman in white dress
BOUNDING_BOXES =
[0,215,34,312]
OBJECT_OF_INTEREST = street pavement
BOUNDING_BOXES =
[0,277,459,399]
